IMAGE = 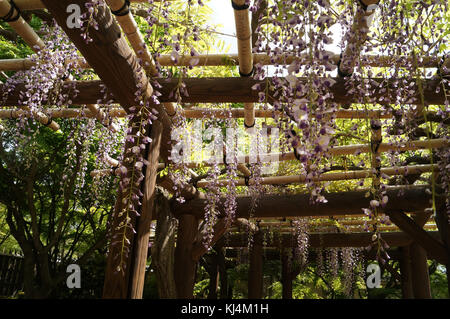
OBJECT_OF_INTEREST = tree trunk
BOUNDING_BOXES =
[151,192,177,299]
[174,214,199,298]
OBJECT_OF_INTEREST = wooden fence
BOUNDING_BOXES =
[0,252,24,297]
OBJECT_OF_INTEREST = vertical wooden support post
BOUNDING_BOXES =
[206,253,220,299]
[151,191,177,299]
[129,120,163,299]
[103,119,162,298]
[281,249,293,299]
[248,231,263,298]
[174,214,199,298]
[399,246,414,299]
[410,242,432,298]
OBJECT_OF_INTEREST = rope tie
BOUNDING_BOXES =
[1,1,21,23]
[239,66,254,77]
[111,0,130,16]
[43,116,53,127]
[244,175,250,186]
[231,0,249,11]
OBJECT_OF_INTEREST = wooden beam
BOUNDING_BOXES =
[0,77,445,106]
[387,211,448,264]
[222,231,433,248]
[172,186,436,219]
[1,107,445,122]
[40,0,173,160]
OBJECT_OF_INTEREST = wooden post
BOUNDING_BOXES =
[248,231,263,298]
[410,242,432,298]
[217,246,229,299]
[206,252,219,299]
[174,214,199,298]
[281,249,293,299]
[151,191,177,299]
[399,246,414,299]
[129,121,163,299]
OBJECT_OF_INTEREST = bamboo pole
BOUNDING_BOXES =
[232,0,255,128]
[196,164,437,188]
[86,104,119,132]
[0,107,407,119]
[105,0,177,118]
[90,162,165,177]
[13,0,171,11]
[0,0,44,52]
[0,54,441,71]
[182,138,448,169]
[11,107,60,131]
[104,154,119,168]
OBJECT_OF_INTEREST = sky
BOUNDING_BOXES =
[207,1,242,54]
[206,0,343,55]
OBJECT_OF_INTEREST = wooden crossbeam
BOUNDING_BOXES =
[221,231,444,248]
[172,186,436,219]
[0,77,445,106]
[387,211,448,264]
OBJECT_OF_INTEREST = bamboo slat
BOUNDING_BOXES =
[13,0,171,10]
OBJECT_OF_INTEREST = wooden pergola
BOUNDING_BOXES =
[0,0,448,299]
